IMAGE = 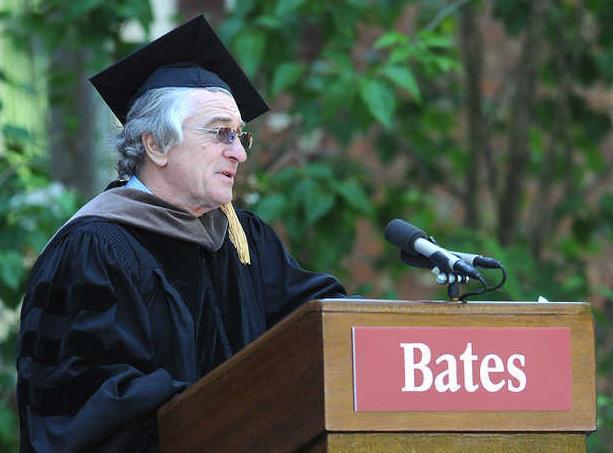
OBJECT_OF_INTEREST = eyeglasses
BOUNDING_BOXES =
[186,126,253,150]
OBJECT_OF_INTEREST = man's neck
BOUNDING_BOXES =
[137,169,209,217]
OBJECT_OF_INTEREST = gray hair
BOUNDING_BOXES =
[114,86,231,178]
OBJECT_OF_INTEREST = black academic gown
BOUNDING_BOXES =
[17,208,346,452]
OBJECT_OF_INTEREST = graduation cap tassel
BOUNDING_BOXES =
[220,203,251,265]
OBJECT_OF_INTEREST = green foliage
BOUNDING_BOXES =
[223,0,461,272]
[0,155,78,451]
[234,31,266,78]
[492,0,532,35]
[0,399,17,452]
[0,84,80,450]
[380,65,421,102]
[589,372,613,452]
[3,0,153,61]
[359,78,397,129]
[2,0,154,161]
[220,0,457,138]
[0,139,79,309]
[270,62,304,97]
[250,161,374,273]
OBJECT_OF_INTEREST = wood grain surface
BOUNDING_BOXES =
[159,307,326,452]
[320,300,595,432]
[158,299,595,452]
[304,433,586,453]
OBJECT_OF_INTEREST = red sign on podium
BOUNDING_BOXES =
[352,326,571,412]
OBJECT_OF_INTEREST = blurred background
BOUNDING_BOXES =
[0,0,611,451]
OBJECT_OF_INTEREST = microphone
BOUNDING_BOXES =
[449,251,502,269]
[384,219,484,282]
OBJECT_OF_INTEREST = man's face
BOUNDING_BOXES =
[164,89,247,215]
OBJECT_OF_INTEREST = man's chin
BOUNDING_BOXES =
[214,193,233,207]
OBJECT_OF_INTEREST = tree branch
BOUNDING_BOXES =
[497,0,550,245]
[528,38,571,259]
[424,0,474,33]
[458,2,486,229]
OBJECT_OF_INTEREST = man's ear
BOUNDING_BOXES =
[142,133,168,167]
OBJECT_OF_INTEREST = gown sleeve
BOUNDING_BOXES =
[240,211,348,326]
[17,221,187,453]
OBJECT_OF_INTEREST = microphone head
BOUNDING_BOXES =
[384,219,427,253]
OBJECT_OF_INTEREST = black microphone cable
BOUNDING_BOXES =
[458,263,507,302]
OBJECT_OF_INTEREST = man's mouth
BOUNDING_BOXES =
[218,170,235,180]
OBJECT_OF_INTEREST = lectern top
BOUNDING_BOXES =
[313,298,590,315]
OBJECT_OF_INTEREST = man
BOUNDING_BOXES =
[17,16,346,452]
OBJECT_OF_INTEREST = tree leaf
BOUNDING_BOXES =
[358,78,396,128]
[335,180,374,216]
[389,45,414,64]
[65,0,107,19]
[117,1,153,28]
[2,125,30,143]
[230,0,258,19]
[0,251,24,290]
[432,55,460,72]
[374,31,407,49]
[271,62,304,96]
[305,187,335,224]
[380,65,421,102]
[304,163,334,179]
[0,401,17,442]
[255,193,286,222]
[233,31,266,77]
[255,15,281,30]
[275,0,307,16]
[417,31,454,49]
[219,16,245,41]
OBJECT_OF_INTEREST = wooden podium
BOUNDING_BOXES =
[158,300,595,452]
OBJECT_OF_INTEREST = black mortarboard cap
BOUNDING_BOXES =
[89,15,269,124]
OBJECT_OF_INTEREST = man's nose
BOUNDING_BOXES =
[226,138,247,162]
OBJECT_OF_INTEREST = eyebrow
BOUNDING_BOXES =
[203,115,245,128]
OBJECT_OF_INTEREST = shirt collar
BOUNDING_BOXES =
[125,174,152,194]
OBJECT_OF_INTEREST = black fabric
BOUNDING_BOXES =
[133,64,231,104]
[89,15,269,124]
[17,210,345,452]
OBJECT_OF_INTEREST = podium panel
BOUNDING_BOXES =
[158,300,595,453]
[303,433,585,453]
[321,301,595,432]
